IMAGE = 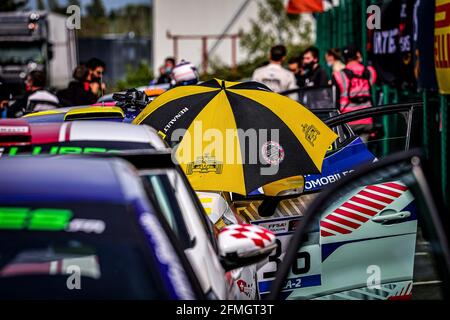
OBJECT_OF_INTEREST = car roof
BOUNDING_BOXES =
[0,156,147,204]
[0,120,166,148]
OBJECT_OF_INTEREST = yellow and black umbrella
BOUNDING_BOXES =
[134,79,337,195]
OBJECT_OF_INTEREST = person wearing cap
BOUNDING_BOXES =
[332,45,377,143]
[170,60,199,87]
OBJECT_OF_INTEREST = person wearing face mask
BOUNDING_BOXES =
[301,46,329,88]
[86,58,106,97]
[325,48,346,73]
[157,57,176,84]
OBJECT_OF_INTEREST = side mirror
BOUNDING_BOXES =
[218,224,277,272]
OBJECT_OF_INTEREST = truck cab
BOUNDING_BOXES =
[0,11,77,96]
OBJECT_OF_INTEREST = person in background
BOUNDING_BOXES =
[252,45,297,93]
[288,56,304,88]
[332,45,377,142]
[302,46,329,88]
[86,57,106,97]
[0,78,9,114]
[57,65,98,106]
[157,57,176,84]
[6,71,59,118]
[171,60,199,87]
[325,48,346,73]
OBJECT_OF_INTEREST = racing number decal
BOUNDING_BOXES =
[0,208,72,230]
[263,239,282,279]
[262,239,311,279]
[293,251,311,275]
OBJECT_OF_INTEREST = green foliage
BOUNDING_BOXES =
[108,4,152,37]
[86,0,106,18]
[207,0,312,81]
[78,2,151,37]
[116,61,153,91]
[47,0,66,14]
[204,56,268,82]
[37,0,45,10]
[0,0,28,11]
[240,0,312,60]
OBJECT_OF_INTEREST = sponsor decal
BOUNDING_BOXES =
[162,107,189,134]
[0,207,106,234]
[261,141,285,165]
[5,146,119,156]
[0,126,29,133]
[186,154,223,175]
[320,182,409,237]
[305,171,354,190]
[301,124,320,146]
[258,221,289,234]
[139,212,195,299]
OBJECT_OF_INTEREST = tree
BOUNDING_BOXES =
[67,0,81,7]
[116,61,153,91]
[86,0,106,19]
[47,0,66,14]
[207,0,312,81]
[239,0,312,61]
[0,0,28,11]
[37,0,45,10]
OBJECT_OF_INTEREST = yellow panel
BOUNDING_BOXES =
[22,109,65,118]
[175,90,246,195]
[228,89,337,172]
[133,85,220,124]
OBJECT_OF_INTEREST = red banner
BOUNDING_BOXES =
[286,0,324,14]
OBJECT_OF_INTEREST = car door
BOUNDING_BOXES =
[270,150,450,300]
[139,168,233,300]
[304,102,423,193]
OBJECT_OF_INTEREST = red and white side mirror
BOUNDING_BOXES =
[218,224,277,271]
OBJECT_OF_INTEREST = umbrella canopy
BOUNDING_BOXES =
[133,79,337,195]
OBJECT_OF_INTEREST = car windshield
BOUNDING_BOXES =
[0,202,171,299]
[0,43,44,65]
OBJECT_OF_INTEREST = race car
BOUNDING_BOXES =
[102,151,277,300]
[0,156,201,299]
[269,151,450,300]
[0,119,167,156]
[21,105,126,123]
[198,103,422,299]
[186,154,224,175]
[0,120,276,300]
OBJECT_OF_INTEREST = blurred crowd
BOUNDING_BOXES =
[1,44,377,142]
[0,57,106,118]
[252,44,377,141]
